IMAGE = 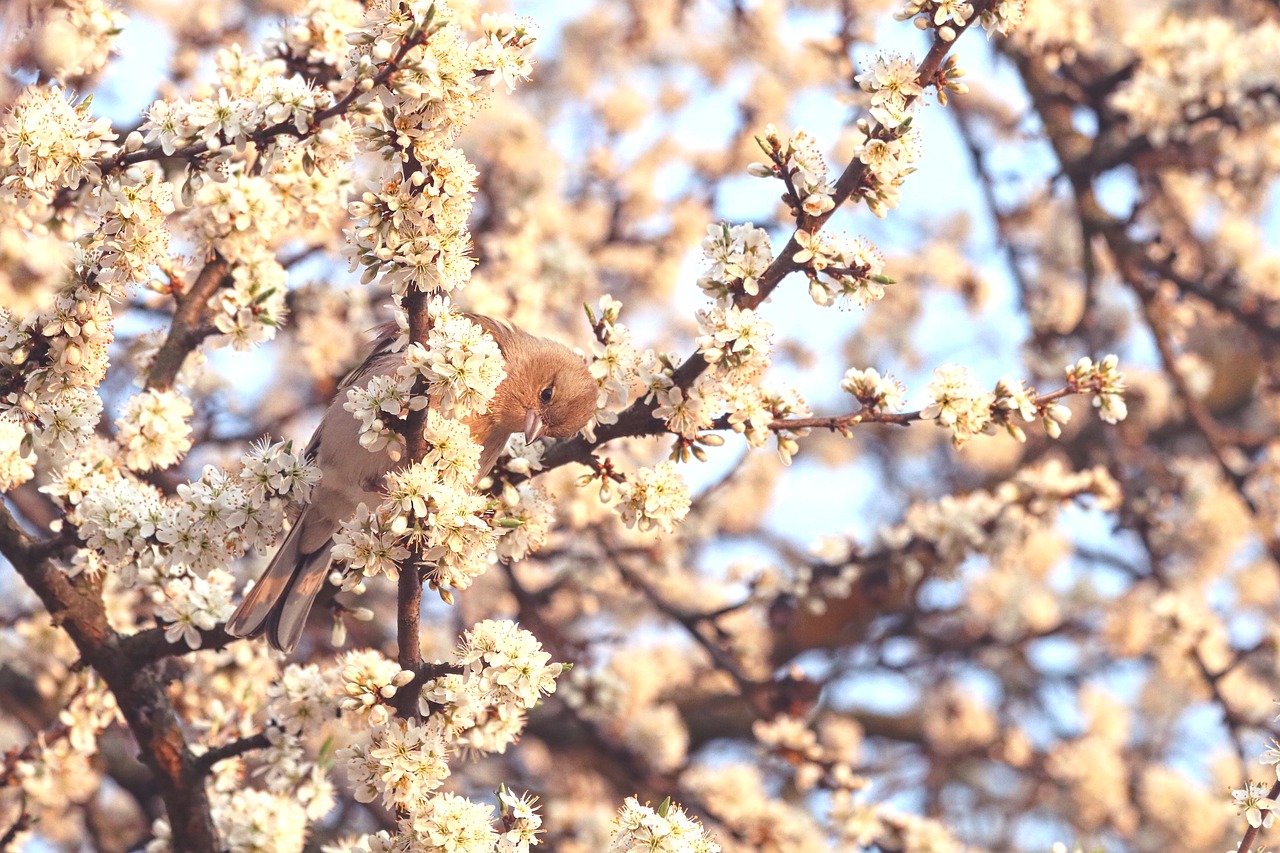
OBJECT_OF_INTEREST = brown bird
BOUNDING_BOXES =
[225,315,598,653]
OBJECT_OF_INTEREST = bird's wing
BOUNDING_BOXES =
[225,503,311,640]
[263,541,335,653]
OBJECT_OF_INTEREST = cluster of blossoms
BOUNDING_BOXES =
[841,367,907,412]
[42,439,318,644]
[343,9,539,298]
[493,483,556,562]
[847,117,921,217]
[749,126,835,218]
[581,294,782,528]
[695,305,772,381]
[792,228,889,308]
[208,249,291,351]
[878,459,1122,581]
[0,414,37,490]
[471,14,538,91]
[4,278,115,398]
[695,223,774,304]
[399,306,507,417]
[419,620,563,753]
[922,356,1123,447]
[855,53,925,129]
[1065,354,1128,424]
[11,672,122,818]
[269,0,367,75]
[140,55,333,161]
[614,461,693,536]
[586,295,643,422]
[114,388,194,471]
[1111,16,1280,149]
[608,797,720,853]
[650,227,811,459]
[331,501,413,580]
[894,0,1026,40]
[0,267,116,491]
[894,0,977,38]
[345,372,425,460]
[347,4,488,163]
[244,625,558,849]
[920,364,993,445]
[346,151,480,296]
[747,126,894,295]
[152,639,552,851]
[336,406,497,596]
[152,572,237,649]
[90,165,176,291]
[0,85,116,217]
[26,0,128,82]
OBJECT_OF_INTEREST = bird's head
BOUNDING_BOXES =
[518,345,598,442]
[473,316,598,443]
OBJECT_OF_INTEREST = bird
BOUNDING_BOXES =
[225,315,598,653]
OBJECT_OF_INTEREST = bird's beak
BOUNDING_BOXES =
[524,409,546,443]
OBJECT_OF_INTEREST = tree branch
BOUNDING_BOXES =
[145,253,230,392]
[0,504,218,851]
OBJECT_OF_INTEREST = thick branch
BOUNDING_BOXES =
[0,505,218,850]
[394,287,432,718]
[145,254,230,392]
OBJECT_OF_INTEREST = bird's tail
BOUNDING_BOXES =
[225,507,334,654]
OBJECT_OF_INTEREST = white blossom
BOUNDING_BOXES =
[616,461,692,535]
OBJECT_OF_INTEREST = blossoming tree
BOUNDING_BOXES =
[0,0,1276,851]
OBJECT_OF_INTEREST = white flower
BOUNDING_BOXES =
[408,791,497,852]
[616,462,692,535]
[652,383,713,441]
[268,662,339,735]
[1261,740,1280,780]
[609,796,721,853]
[344,372,423,460]
[697,222,773,305]
[855,53,924,128]
[1233,782,1277,829]
[696,305,772,379]
[495,484,556,562]
[463,619,563,710]
[331,502,410,581]
[338,649,415,725]
[0,84,115,204]
[498,787,544,852]
[1066,354,1127,424]
[398,306,506,419]
[359,717,452,811]
[841,367,906,411]
[920,365,994,447]
[115,388,194,472]
[239,437,320,505]
[153,573,236,649]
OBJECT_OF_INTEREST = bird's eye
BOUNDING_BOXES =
[539,385,555,404]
